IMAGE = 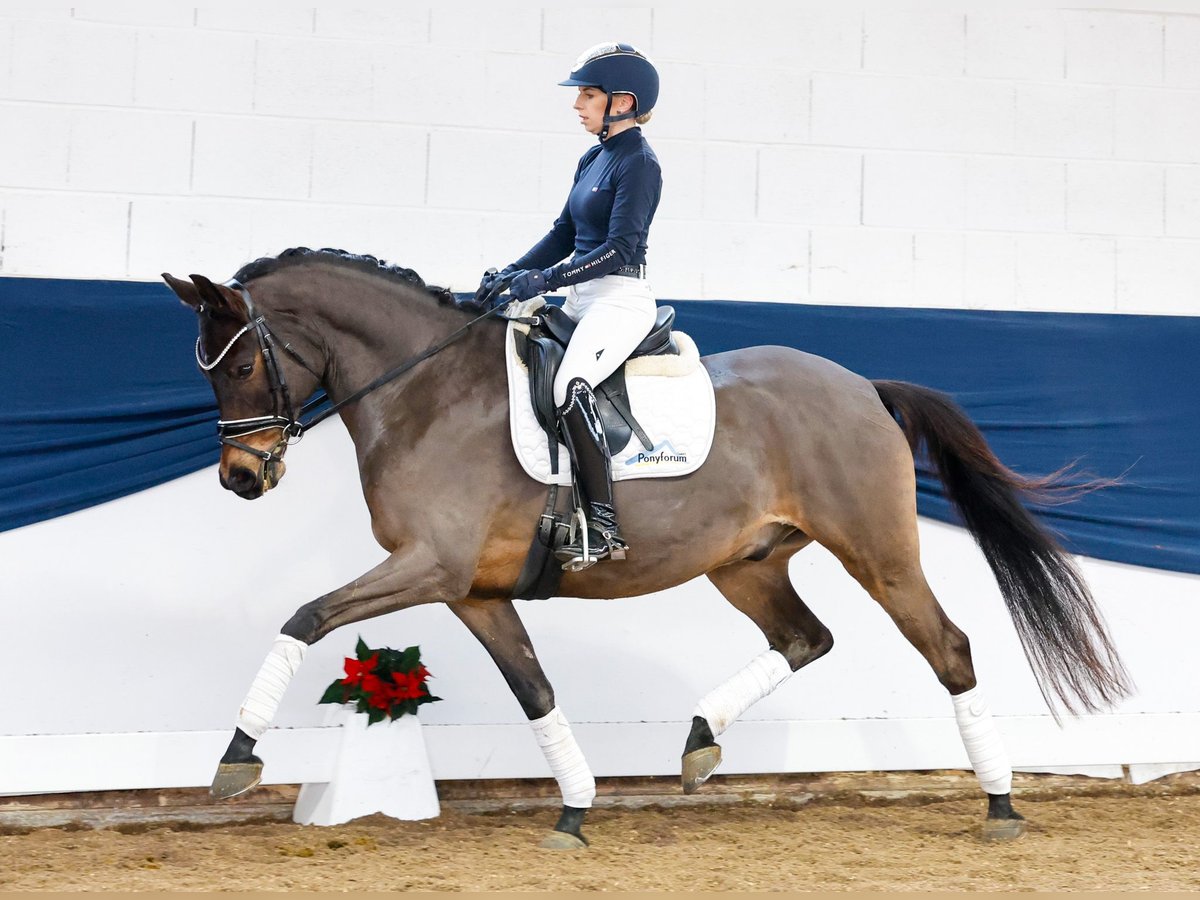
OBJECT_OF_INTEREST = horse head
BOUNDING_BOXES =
[162,271,321,499]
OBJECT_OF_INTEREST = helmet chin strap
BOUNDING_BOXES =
[599,92,637,142]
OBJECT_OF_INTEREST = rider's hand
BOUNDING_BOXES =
[508,268,550,302]
[473,265,516,308]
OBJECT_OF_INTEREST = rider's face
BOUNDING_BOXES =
[573,87,633,135]
[573,87,607,134]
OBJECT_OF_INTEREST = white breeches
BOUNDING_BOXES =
[553,274,657,407]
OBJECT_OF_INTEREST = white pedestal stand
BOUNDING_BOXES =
[293,706,440,826]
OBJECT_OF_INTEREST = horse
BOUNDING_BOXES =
[162,247,1130,847]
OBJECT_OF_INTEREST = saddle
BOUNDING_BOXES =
[512,303,679,473]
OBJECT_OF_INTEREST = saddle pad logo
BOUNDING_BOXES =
[625,440,688,467]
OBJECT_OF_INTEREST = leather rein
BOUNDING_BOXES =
[196,281,506,480]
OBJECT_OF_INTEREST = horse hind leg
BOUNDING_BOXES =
[685,552,834,793]
[848,551,1027,842]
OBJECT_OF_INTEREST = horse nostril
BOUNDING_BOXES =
[226,466,259,494]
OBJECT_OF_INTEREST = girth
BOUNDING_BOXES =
[513,304,679,473]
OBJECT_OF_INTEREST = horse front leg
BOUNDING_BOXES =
[211,545,464,800]
[449,598,595,850]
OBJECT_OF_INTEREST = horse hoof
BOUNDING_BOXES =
[210,761,263,800]
[982,817,1028,842]
[539,830,588,850]
[681,744,722,795]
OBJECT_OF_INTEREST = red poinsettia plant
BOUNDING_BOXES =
[319,637,441,725]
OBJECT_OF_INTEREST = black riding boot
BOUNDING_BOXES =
[554,378,629,571]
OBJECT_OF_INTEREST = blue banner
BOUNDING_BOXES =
[1,277,1195,575]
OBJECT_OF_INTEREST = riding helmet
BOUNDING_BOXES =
[559,42,659,123]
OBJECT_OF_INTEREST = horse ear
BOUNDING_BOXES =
[188,273,249,319]
[162,272,202,310]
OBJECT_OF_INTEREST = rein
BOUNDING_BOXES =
[199,281,505,464]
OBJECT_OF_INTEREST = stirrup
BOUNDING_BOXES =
[556,511,605,572]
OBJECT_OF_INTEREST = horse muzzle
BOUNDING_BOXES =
[220,435,289,499]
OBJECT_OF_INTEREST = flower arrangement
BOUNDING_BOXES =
[319,637,441,725]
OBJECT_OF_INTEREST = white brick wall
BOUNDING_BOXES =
[0,5,1196,315]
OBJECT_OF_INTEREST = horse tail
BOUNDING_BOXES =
[872,379,1132,716]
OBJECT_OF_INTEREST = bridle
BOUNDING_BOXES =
[195,280,505,487]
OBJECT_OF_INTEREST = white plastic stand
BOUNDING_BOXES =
[293,706,440,826]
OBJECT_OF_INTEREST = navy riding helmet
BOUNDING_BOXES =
[559,42,659,137]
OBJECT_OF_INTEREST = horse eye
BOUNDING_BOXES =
[234,362,254,379]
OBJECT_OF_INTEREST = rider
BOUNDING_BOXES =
[476,42,662,570]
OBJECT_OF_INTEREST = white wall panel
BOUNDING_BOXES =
[963,232,1017,310]
[1115,87,1200,164]
[1164,14,1200,88]
[428,8,541,51]
[914,231,965,307]
[371,43,488,127]
[254,36,375,121]
[651,7,861,73]
[814,73,1014,154]
[0,190,128,278]
[1015,233,1116,312]
[246,202,381,265]
[193,7,314,37]
[310,122,427,207]
[67,108,192,194]
[700,143,757,223]
[0,103,71,189]
[863,9,965,77]
[811,227,914,307]
[757,147,860,226]
[965,11,1065,81]
[1165,166,1200,238]
[638,59,705,141]
[132,28,256,113]
[8,19,136,105]
[312,5,428,43]
[0,20,12,97]
[699,221,807,301]
[704,65,808,145]
[427,130,543,212]
[965,157,1065,233]
[1014,83,1113,159]
[191,116,313,201]
[1067,161,1164,237]
[128,197,254,281]
[541,8,654,56]
[650,138,703,221]
[71,3,194,28]
[863,153,964,230]
[1065,10,1164,87]
[1116,238,1200,314]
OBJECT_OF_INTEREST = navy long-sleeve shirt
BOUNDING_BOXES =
[512,127,662,290]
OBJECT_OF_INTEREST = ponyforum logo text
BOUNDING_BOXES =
[625,440,688,467]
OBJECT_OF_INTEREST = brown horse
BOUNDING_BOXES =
[162,248,1130,847]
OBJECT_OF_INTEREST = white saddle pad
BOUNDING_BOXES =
[504,301,716,486]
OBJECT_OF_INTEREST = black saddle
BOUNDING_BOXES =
[513,304,678,473]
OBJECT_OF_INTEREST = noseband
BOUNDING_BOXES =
[196,280,505,485]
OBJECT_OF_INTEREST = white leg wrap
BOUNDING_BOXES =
[236,634,308,740]
[951,685,1013,795]
[529,707,596,809]
[694,649,793,738]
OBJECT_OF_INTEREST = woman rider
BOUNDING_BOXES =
[476,42,662,571]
